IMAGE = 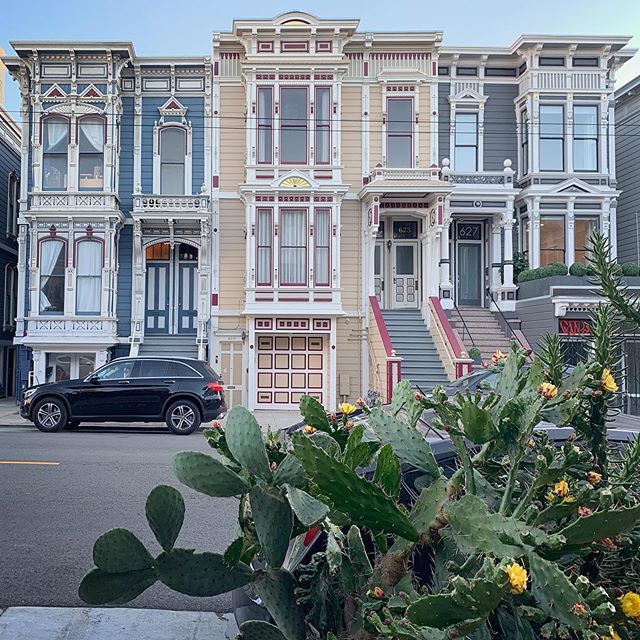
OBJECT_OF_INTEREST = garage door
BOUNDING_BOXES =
[256,335,325,406]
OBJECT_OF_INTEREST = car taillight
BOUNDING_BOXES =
[207,382,224,393]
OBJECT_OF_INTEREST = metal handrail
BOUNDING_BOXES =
[452,302,477,349]
[487,289,529,353]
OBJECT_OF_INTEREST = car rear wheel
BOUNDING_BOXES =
[33,398,68,433]
[166,400,201,435]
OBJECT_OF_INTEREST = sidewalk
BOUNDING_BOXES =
[0,607,238,640]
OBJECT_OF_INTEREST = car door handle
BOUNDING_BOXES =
[163,380,176,384]
[118,380,130,385]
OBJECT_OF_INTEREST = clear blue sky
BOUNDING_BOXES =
[2,0,640,120]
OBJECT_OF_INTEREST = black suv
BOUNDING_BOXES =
[20,357,227,435]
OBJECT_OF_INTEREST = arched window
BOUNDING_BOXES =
[42,116,69,190]
[76,239,103,314]
[78,116,105,191]
[160,127,186,195]
[39,238,66,314]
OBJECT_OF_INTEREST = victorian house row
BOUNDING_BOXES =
[2,12,636,409]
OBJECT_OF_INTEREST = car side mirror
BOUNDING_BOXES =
[89,375,100,384]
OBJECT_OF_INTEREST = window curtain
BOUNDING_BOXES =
[76,241,102,313]
[314,210,330,285]
[44,120,68,151]
[40,240,64,311]
[80,119,104,152]
[280,210,306,285]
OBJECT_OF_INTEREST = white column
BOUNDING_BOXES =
[566,199,576,266]
[566,95,574,174]
[491,219,502,294]
[608,199,617,259]
[133,66,142,194]
[531,198,541,268]
[439,219,453,308]
[502,221,515,288]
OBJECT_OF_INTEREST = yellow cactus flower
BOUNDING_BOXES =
[491,350,508,364]
[338,402,357,416]
[601,627,621,640]
[539,382,558,399]
[601,369,618,393]
[619,592,640,619]
[545,491,556,502]
[554,480,570,498]
[587,471,603,485]
[303,425,317,434]
[506,563,528,595]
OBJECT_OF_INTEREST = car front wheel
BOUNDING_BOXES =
[166,400,201,435]
[33,398,68,433]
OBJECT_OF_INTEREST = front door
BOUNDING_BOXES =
[145,242,198,335]
[392,242,418,309]
[457,243,483,306]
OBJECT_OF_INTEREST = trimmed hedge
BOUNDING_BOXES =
[516,260,640,283]
[569,262,591,277]
[517,262,568,283]
[621,262,640,276]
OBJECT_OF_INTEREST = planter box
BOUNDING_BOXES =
[517,275,640,300]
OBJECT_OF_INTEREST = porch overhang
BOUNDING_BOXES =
[359,178,452,200]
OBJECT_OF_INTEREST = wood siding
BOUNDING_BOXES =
[341,85,363,190]
[218,199,246,312]
[219,85,246,190]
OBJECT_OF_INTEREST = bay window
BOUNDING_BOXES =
[78,116,105,190]
[539,105,564,171]
[573,106,598,171]
[42,116,69,190]
[76,240,103,314]
[280,88,308,164]
[256,208,273,286]
[314,209,331,286]
[314,88,331,164]
[39,239,66,314]
[386,98,413,168]
[454,112,478,171]
[160,127,187,195]
[280,209,307,285]
[257,88,274,164]
[574,217,599,264]
[540,217,565,266]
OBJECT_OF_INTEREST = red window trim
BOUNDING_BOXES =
[314,86,331,165]
[279,86,309,165]
[256,207,273,286]
[386,97,414,168]
[279,207,308,286]
[73,235,105,269]
[257,86,274,165]
[313,208,331,286]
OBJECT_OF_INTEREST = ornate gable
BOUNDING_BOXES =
[80,84,105,100]
[43,84,67,100]
[158,97,188,117]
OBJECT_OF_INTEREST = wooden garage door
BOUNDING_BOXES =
[256,335,324,406]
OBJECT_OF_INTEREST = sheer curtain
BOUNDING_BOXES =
[40,240,64,312]
[80,118,104,152]
[44,120,68,151]
[76,241,102,314]
[314,209,330,286]
[280,210,306,285]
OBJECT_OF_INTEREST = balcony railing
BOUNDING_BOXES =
[133,194,210,215]
[518,69,608,94]
[29,192,120,211]
[25,317,117,338]
[441,159,516,188]
[368,165,442,182]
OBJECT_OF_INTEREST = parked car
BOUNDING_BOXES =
[20,357,227,435]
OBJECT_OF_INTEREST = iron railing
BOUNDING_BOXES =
[487,290,530,353]
[452,302,477,350]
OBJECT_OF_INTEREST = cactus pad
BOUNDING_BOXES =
[299,395,330,432]
[224,406,272,481]
[239,620,287,640]
[373,444,402,498]
[250,484,293,568]
[79,567,157,605]
[294,435,418,541]
[272,453,307,488]
[254,569,306,640]
[92,528,154,573]
[368,408,440,479]
[156,549,252,596]
[172,451,250,497]
[284,484,329,526]
[557,503,640,547]
[145,485,185,552]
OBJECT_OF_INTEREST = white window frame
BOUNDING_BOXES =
[38,237,68,315]
[539,104,565,172]
[153,123,192,195]
[572,104,599,173]
[75,237,104,315]
[453,111,479,172]
[41,115,70,192]
[77,115,106,192]
[385,96,414,169]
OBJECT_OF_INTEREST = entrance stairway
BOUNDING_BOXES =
[137,335,199,359]
[381,310,449,391]
[449,307,514,363]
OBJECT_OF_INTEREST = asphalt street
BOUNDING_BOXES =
[0,423,238,612]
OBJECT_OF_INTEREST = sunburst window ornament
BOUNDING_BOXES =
[280,176,311,188]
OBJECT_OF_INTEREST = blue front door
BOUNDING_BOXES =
[145,263,170,333]
[178,262,197,334]
[145,242,198,335]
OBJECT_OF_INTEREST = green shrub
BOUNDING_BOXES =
[569,262,589,276]
[542,262,569,277]
[621,261,640,277]
[513,252,529,282]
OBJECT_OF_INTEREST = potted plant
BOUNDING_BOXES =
[468,345,482,365]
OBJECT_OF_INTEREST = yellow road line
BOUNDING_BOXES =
[0,460,60,466]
